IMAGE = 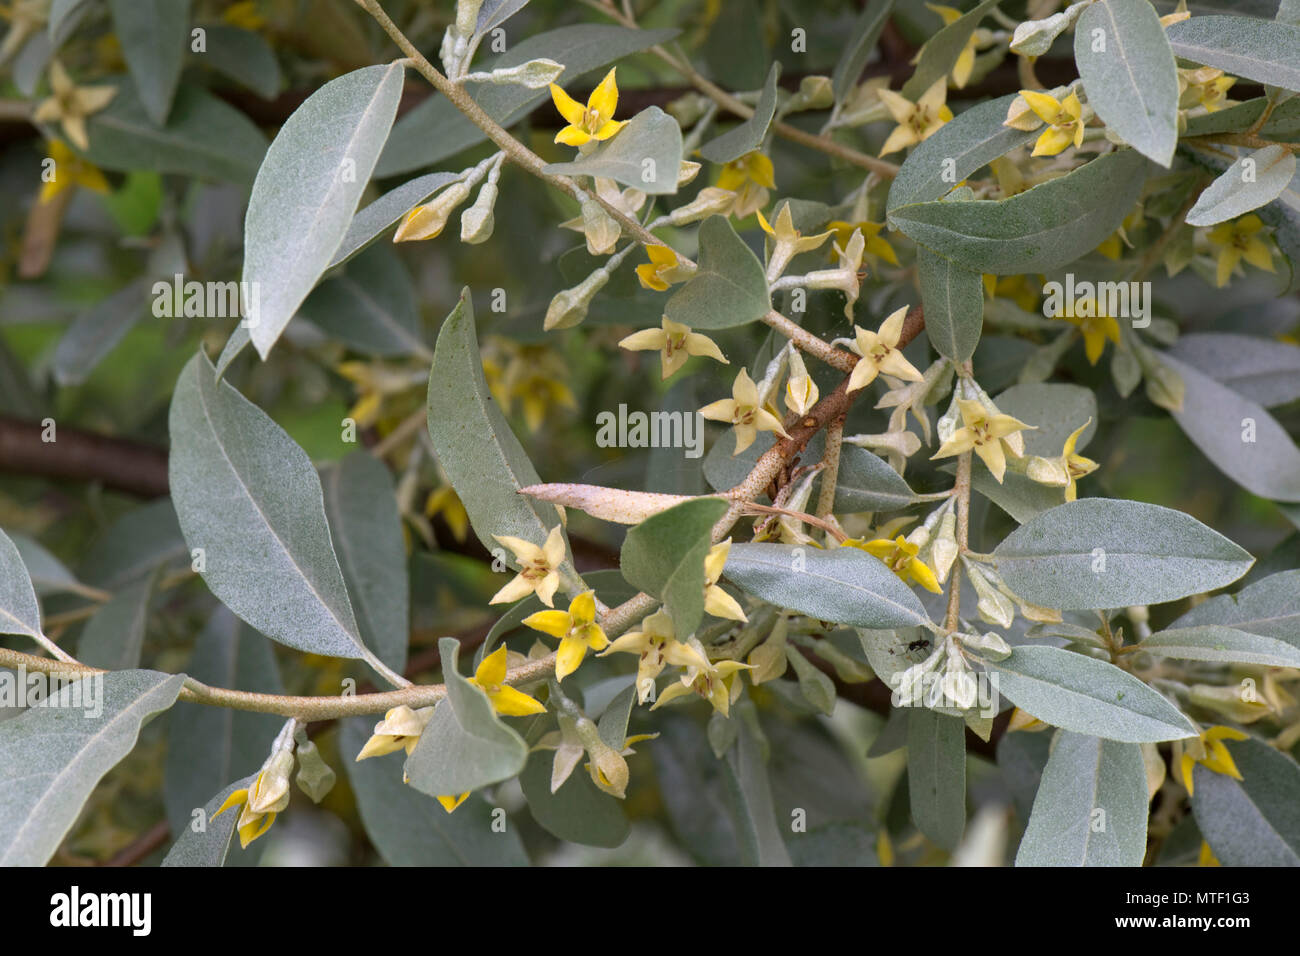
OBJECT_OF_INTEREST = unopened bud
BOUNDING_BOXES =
[394,181,471,242]
[544,268,609,330]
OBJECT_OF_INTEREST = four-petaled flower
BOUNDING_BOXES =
[878,78,953,156]
[716,151,775,219]
[845,535,942,593]
[1179,66,1235,113]
[1206,214,1274,288]
[599,609,710,703]
[1018,89,1086,157]
[469,645,547,715]
[32,60,116,152]
[490,525,567,607]
[652,641,752,718]
[827,220,898,267]
[847,305,924,393]
[634,244,694,291]
[1026,419,1099,502]
[550,67,627,146]
[699,368,791,455]
[522,590,610,681]
[757,203,834,278]
[1178,725,1249,797]
[931,398,1033,483]
[1057,297,1121,366]
[39,139,109,205]
[213,752,293,849]
[704,539,747,622]
[355,703,434,760]
[619,316,728,379]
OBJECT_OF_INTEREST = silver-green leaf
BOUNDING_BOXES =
[664,216,770,330]
[544,106,683,194]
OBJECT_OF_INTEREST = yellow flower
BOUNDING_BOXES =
[1207,214,1274,288]
[1179,66,1236,113]
[1198,841,1221,866]
[522,590,609,681]
[784,349,818,417]
[651,641,752,718]
[222,0,267,30]
[598,609,710,704]
[715,151,775,219]
[1057,298,1122,365]
[425,484,470,543]
[501,345,578,431]
[982,273,1041,311]
[355,704,435,760]
[704,538,747,622]
[550,67,627,146]
[213,752,293,849]
[931,398,1033,483]
[757,203,835,275]
[393,181,471,242]
[845,535,942,593]
[490,524,567,607]
[336,360,422,428]
[699,368,791,455]
[878,78,953,156]
[1096,207,1145,260]
[846,305,924,393]
[618,316,727,379]
[38,139,110,205]
[1178,725,1249,797]
[1018,89,1086,157]
[634,244,694,291]
[469,645,547,715]
[926,4,978,88]
[827,220,898,266]
[1025,419,1098,502]
[32,60,117,152]
[1007,707,1050,732]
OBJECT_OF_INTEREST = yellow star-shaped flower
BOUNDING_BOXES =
[469,645,547,715]
[598,609,710,703]
[827,220,898,267]
[489,525,567,607]
[878,78,953,156]
[1179,66,1236,113]
[844,535,942,593]
[699,368,791,455]
[1057,298,1122,366]
[522,590,610,681]
[1178,725,1249,797]
[1018,89,1086,157]
[846,305,924,393]
[1025,419,1099,502]
[634,244,694,291]
[1206,214,1274,288]
[931,398,1034,483]
[619,316,727,379]
[213,754,293,848]
[651,641,752,718]
[32,60,117,152]
[550,67,627,146]
[715,151,775,219]
[355,704,435,760]
[38,139,110,205]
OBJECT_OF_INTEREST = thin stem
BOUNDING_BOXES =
[762,309,857,372]
[943,450,971,633]
[815,416,844,518]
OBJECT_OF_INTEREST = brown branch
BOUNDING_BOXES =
[0,415,169,498]
[103,821,170,867]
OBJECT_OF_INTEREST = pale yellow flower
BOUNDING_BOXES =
[550,67,627,146]
[699,368,791,454]
[846,306,923,393]
[931,398,1033,483]
[619,317,727,379]
[32,60,116,152]
[490,525,567,607]
[878,78,953,155]
[522,590,610,681]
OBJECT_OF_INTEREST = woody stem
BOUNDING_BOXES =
[943,450,972,633]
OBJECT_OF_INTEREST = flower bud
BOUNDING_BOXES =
[957,630,1012,661]
[931,510,959,583]
[581,198,621,255]
[466,58,564,88]
[544,268,610,330]
[294,737,337,803]
[1188,684,1273,724]
[784,349,818,416]
[667,186,737,225]
[394,181,471,242]
[965,560,1015,630]
[460,181,498,244]
[248,749,295,815]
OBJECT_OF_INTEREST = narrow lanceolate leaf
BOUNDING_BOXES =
[302,244,426,357]
[1074,0,1179,167]
[887,94,1037,212]
[544,107,683,194]
[1167,333,1300,408]
[889,150,1147,275]
[1166,16,1300,95]
[1169,569,1300,648]
[1015,731,1148,866]
[0,527,43,639]
[1185,146,1298,227]
[163,607,284,840]
[51,279,149,387]
[832,0,895,106]
[981,645,1197,742]
[621,498,728,638]
[168,351,367,660]
[1162,354,1300,502]
[991,499,1254,611]
[1140,625,1300,668]
[521,483,707,525]
[108,0,191,125]
[8,533,84,598]
[76,571,155,670]
[723,543,930,629]
[907,709,966,851]
[404,638,528,796]
[664,216,770,330]
[1192,736,1300,866]
[0,670,186,866]
[343,719,530,865]
[918,247,983,363]
[161,775,254,867]
[719,719,792,867]
[426,291,565,558]
[242,63,405,358]
[699,62,780,164]
[321,452,410,674]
